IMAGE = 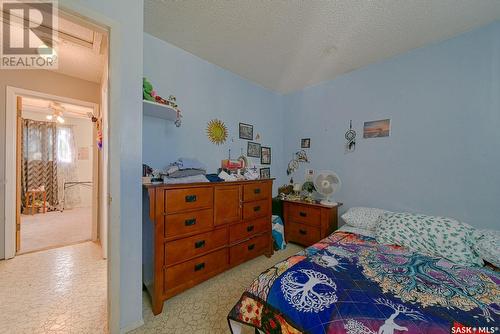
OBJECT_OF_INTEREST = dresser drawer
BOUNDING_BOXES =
[164,249,228,293]
[286,221,320,246]
[229,233,269,266]
[166,187,213,213]
[243,182,271,202]
[164,209,213,238]
[165,228,228,265]
[242,199,270,220]
[288,204,321,227]
[229,217,270,244]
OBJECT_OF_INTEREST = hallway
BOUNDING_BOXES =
[0,242,107,334]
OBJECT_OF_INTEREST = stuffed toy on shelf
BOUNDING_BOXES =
[143,77,155,101]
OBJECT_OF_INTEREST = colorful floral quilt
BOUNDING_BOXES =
[228,232,500,334]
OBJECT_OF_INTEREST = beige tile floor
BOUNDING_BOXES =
[132,243,303,334]
[0,241,107,334]
[0,239,300,334]
[20,207,92,254]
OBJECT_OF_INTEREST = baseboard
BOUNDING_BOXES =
[120,318,144,333]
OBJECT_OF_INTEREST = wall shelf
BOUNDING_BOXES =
[143,100,178,121]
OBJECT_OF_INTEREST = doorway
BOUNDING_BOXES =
[3,8,109,259]
[16,94,97,254]
[1,6,111,333]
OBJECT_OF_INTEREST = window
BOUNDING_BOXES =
[57,127,73,163]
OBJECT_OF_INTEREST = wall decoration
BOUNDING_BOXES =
[345,120,356,152]
[247,141,261,158]
[301,138,311,148]
[239,122,253,140]
[143,77,182,127]
[260,167,271,179]
[363,119,391,138]
[95,118,103,150]
[286,150,310,175]
[206,119,228,145]
[261,146,271,165]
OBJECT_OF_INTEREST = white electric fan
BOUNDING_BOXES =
[313,170,341,206]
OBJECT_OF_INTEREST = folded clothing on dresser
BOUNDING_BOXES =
[162,174,209,184]
[163,157,207,178]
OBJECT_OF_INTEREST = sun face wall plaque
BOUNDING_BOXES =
[206,119,228,145]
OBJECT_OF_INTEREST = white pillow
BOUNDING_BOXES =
[341,207,387,230]
[337,225,376,238]
[472,229,500,268]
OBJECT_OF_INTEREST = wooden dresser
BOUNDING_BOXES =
[143,179,273,315]
[283,199,342,247]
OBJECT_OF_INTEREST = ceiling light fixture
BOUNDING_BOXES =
[47,102,65,124]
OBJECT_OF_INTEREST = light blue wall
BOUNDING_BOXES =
[284,21,500,229]
[66,0,144,332]
[143,33,286,189]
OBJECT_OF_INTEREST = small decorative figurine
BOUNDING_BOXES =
[143,78,155,101]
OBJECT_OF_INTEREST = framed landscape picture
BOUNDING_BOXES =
[261,146,271,164]
[247,141,261,158]
[363,119,391,138]
[239,123,253,140]
[260,167,270,179]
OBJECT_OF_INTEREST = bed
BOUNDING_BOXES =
[228,231,500,334]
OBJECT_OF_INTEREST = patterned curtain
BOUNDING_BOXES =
[21,119,58,211]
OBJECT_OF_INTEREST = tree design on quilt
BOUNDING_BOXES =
[248,255,306,300]
[280,269,338,313]
[344,299,425,334]
[312,253,348,271]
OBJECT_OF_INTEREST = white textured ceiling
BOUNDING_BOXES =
[144,0,500,93]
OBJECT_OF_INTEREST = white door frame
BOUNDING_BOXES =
[4,4,127,332]
[5,87,100,258]
[56,5,125,333]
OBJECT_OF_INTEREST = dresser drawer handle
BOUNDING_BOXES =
[194,240,205,249]
[194,262,205,271]
[185,195,197,202]
[299,211,307,217]
[247,244,255,251]
[246,225,254,232]
[299,229,307,235]
[253,188,261,194]
[184,218,196,226]
[253,206,261,212]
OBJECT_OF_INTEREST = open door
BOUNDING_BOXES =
[15,96,22,252]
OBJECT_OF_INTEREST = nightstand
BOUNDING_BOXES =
[283,199,342,247]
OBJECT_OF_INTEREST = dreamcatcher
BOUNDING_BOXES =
[286,150,309,175]
[345,120,356,153]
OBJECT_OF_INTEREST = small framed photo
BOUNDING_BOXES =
[301,138,311,148]
[247,141,261,158]
[260,167,270,179]
[261,146,271,165]
[363,119,391,138]
[239,123,253,140]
